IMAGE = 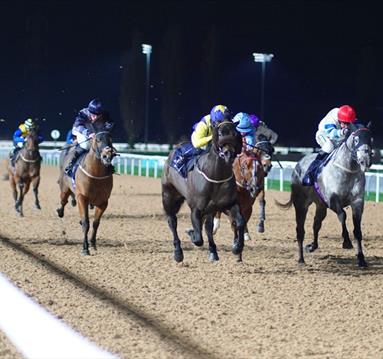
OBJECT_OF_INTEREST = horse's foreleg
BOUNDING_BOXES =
[205,214,218,261]
[257,194,266,233]
[352,203,367,267]
[295,206,308,264]
[190,208,204,247]
[15,180,26,216]
[90,202,108,251]
[306,204,327,253]
[212,211,222,235]
[77,195,90,256]
[9,175,17,203]
[32,176,41,209]
[229,204,245,262]
[337,209,353,249]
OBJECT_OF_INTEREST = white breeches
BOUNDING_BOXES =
[315,131,334,153]
[72,130,91,150]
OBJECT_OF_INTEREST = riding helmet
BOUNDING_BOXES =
[88,98,104,115]
[210,105,231,124]
[234,112,253,133]
[249,114,260,127]
[338,105,356,123]
[24,118,35,129]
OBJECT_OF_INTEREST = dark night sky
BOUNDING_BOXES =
[1,0,382,147]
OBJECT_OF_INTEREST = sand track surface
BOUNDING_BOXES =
[0,166,383,358]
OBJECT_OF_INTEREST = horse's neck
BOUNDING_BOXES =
[330,140,359,172]
[200,149,232,176]
[22,146,39,159]
[82,148,108,176]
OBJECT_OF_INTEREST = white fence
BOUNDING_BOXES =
[1,148,383,202]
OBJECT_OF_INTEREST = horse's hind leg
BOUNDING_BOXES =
[32,176,41,209]
[336,208,353,249]
[229,204,245,262]
[15,180,27,217]
[306,204,327,253]
[57,189,71,218]
[351,202,367,267]
[90,202,108,251]
[295,205,308,264]
[190,208,204,247]
[257,192,266,233]
[77,194,90,256]
[205,214,219,261]
[212,212,222,235]
[162,184,185,262]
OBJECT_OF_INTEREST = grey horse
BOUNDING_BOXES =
[277,124,373,267]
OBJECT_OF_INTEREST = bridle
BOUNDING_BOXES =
[92,131,117,161]
[343,127,372,162]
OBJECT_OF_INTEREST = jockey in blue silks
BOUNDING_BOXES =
[302,104,357,186]
[233,112,256,151]
[64,98,114,176]
[10,118,44,166]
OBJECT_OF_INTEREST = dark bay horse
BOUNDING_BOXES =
[161,121,244,262]
[277,124,373,267]
[57,130,116,255]
[7,128,42,216]
[213,145,269,241]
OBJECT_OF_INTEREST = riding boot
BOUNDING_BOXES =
[64,147,86,176]
[302,151,328,186]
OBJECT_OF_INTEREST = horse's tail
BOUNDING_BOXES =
[274,193,293,210]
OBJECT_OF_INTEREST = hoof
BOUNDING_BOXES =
[236,253,243,262]
[71,199,76,207]
[357,254,368,268]
[91,243,97,251]
[257,224,265,233]
[81,249,90,256]
[342,241,353,249]
[244,232,252,241]
[232,243,243,255]
[305,243,317,253]
[56,208,64,218]
[192,239,204,247]
[34,204,41,210]
[174,249,184,263]
[298,259,305,265]
[208,252,219,262]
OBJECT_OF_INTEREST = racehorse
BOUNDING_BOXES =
[161,120,245,262]
[277,124,373,267]
[57,128,116,255]
[212,144,270,241]
[7,128,42,216]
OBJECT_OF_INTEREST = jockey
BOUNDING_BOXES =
[172,104,231,174]
[302,104,357,186]
[64,98,114,176]
[233,112,256,151]
[249,114,279,146]
[11,118,44,166]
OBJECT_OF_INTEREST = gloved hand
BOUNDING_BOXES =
[17,141,24,148]
[340,128,349,137]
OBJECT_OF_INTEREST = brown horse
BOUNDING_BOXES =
[213,146,271,240]
[57,130,116,255]
[7,128,42,216]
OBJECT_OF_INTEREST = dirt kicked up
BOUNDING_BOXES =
[0,166,382,359]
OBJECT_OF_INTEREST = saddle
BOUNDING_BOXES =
[170,143,200,178]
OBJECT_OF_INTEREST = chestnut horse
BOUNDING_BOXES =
[57,129,116,255]
[213,146,270,241]
[7,128,42,216]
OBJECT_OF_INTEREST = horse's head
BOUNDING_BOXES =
[91,131,117,166]
[24,128,39,151]
[235,151,258,197]
[212,121,243,163]
[347,124,373,172]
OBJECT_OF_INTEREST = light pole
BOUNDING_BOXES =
[253,52,274,122]
[142,44,152,149]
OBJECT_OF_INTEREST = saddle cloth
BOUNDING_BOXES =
[170,143,200,178]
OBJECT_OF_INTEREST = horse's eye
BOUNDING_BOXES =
[354,137,359,146]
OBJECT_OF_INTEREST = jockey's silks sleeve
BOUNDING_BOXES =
[191,120,213,149]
